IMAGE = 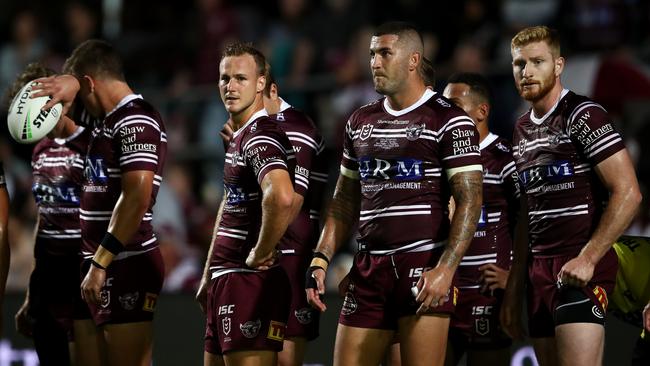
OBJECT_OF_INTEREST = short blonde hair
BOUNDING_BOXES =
[511,26,560,58]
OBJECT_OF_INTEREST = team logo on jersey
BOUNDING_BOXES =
[222,317,232,336]
[496,142,510,152]
[294,307,314,325]
[475,318,490,336]
[359,124,374,141]
[549,134,562,146]
[240,319,261,338]
[100,289,110,308]
[518,139,527,155]
[267,320,286,342]
[143,293,158,312]
[405,123,425,141]
[276,113,285,121]
[118,292,139,310]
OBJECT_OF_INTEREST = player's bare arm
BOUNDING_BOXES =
[246,169,295,269]
[81,170,155,304]
[559,149,641,287]
[306,174,360,312]
[416,170,482,314]
[196,193,227,313]
[500,194,528,340]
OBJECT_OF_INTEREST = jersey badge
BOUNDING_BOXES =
[294,307,314,325]
[406,123,424,141]
[267,320,286,342]
[475,317,490,336]
[359,124,374,141]
[240,319,262,338]
[142,292,158,312]
[222,317,232,336]
[118,292,139,310]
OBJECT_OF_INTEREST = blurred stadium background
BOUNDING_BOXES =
[1,0,649,364]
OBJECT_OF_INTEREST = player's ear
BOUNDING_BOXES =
[554,57,564,77]
[82,75,95,93]
[257,75,266,93]
[410,52,421,72]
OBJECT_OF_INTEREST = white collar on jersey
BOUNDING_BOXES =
[383,89,435,117]
[278,98,291,113]
[54,126,85,145]
[529,88,569,125]
[105,94,143,118]
[232,108,269,139]
[479,132,499,151]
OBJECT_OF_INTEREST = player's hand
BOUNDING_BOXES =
[245,247,279,270]
[30,75,80,116]
[195,275,210,314]
[414,266,453,315]
[558,254,594,288]
[306,267,327,312]
[500,281,525,340]
[479,263,510,292]
[219,119,235,150]
[15,299,34,337]
[81,264,106,305]
[643,301,650,332]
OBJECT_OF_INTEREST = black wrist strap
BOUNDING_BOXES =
[101,232,124,255]
[313,251,330,265]
[90,259,106,270]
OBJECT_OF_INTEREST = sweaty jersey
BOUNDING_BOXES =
[512,90,625,256]
[273,100,327,256]
[458,133,519,287]
[31,127,89,258]
[340,89,482,253]
[80,95,167,258]
[210,109,298,275]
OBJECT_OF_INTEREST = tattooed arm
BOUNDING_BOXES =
[306,174,360,311]
[415,170,483,314]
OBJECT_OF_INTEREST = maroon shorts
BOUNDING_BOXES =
[339,248,457,330]
[204,266,291,355]
[280,254,319,340]
[82,247,164,326]
[29,255,89,339]
[527,248,618,338]
[450,288,511,349]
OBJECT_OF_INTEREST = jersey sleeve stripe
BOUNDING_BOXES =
[445,164,482,179]
[120,157,158,166]
[340,165,360,179]
[587,137,623,158]
[244,137,288,154]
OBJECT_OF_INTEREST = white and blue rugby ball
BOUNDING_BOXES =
[7,80,63,144]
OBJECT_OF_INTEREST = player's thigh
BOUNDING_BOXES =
[333,324,394,366]
[466,348,510,366]
[398,314,450,366]
[73,319,107,366]
[531,337,558,366]
[223,350,277,366]
[555,322,604,366]
[277,337,306,366]
[103,321,153,366]
[385,342,402,366]
[204,351,225,366]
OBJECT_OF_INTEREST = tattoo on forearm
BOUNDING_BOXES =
[327,177,360,224]
[441,171,483,268]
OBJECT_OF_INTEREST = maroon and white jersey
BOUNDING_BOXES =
[512,90,625,256]
[31,127,89,258]
[340,89,482,253]
[457,133,519,287]
[273,100,327,256]
[81,95,167,259]
[210,109,298,276]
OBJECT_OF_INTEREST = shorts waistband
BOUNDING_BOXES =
[357,239,447,255]
[81,244,157,261]
[210,266,260,280]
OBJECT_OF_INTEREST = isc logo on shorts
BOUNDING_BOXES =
[267,321,286,342]
[142,293,158,312]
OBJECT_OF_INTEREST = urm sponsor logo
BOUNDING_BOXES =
[358,157,423,181]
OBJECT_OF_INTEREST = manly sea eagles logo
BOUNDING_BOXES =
[240,319,262,338]
[222,317,232,336]
[100,289,111,308]
[118,292,139,310]
[406,123,424,141]
[475,318,490,336]
[359,124,374,141]
[294,307,314,325]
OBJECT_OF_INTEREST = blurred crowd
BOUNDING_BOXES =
[1,0,649,294]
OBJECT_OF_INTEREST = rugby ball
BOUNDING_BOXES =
[7,80,63,144]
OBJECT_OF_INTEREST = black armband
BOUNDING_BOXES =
[100,232,124,255]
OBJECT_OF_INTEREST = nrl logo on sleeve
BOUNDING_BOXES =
[359,124,374,141]
[405,123,424,141]
[240,319,261,338]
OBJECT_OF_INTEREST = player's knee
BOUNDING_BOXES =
[554,287,605,326]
